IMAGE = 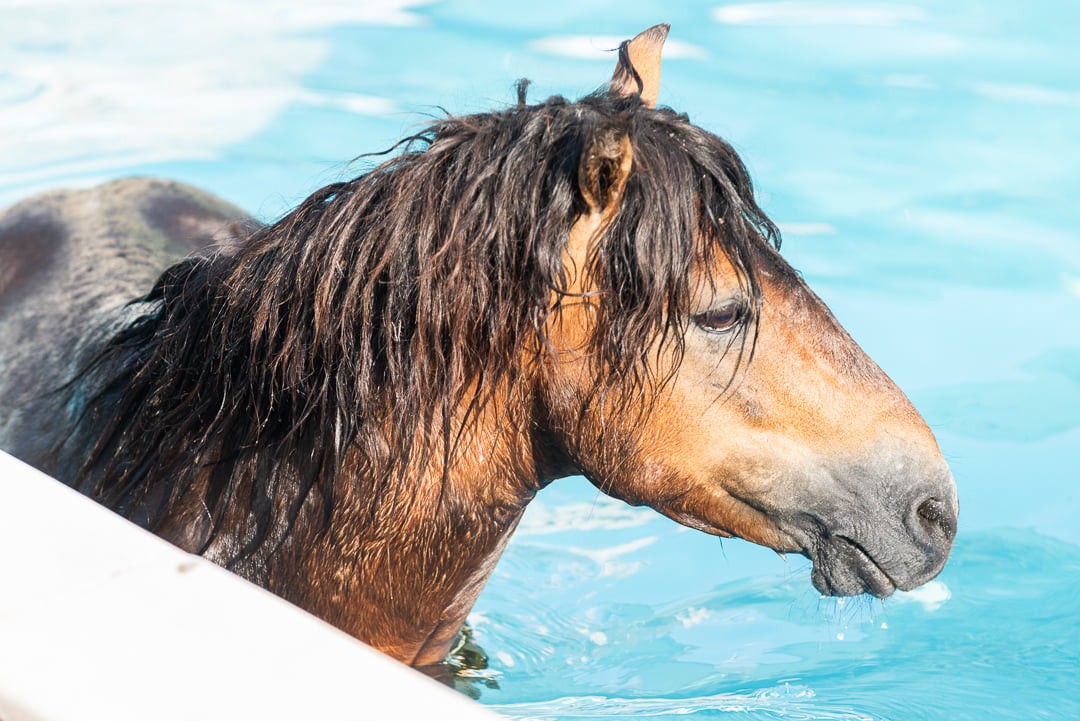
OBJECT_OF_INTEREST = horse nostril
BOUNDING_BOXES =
[915,497,955,544]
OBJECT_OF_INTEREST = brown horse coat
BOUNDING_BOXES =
[0,26,956,667]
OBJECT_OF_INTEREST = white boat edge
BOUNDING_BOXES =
[0,450,502,721]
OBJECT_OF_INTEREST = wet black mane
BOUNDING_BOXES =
[72,83,779,561]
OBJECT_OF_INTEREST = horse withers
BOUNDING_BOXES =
[0,25,957,668]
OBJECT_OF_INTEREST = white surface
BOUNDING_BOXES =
[0,450,500,721]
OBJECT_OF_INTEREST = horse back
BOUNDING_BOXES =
[0,178,252,478]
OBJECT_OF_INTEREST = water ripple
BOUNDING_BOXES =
[493,685,887,720]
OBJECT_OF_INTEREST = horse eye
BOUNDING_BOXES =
[693,301,746,333]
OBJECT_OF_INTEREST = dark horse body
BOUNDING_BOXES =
[0,27,956,668]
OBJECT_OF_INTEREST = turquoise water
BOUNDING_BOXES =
[3,2,1078,719]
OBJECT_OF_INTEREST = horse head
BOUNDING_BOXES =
[541,25,957,598]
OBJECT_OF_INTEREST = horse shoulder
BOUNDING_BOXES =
[0,178,253,475]
[1,178,252,307]
[0,198,67,314]
[119,177,255,258]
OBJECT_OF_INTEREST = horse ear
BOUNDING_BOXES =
[579,118,634,217]
[610,24,669,108]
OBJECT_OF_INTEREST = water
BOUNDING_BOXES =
[3,1,1078,719]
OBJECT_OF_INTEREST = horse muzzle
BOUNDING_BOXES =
[797,465,958,599]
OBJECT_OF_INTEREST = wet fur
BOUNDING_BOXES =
[0,87,777,662]
[0,27,958,662]
[59,89,775,565]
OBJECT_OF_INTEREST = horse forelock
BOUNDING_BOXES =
[569,93,780,418]
[74,84,780,560]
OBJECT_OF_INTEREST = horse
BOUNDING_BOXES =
[0,25,957,669]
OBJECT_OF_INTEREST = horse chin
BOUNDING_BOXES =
[807,536,898,599]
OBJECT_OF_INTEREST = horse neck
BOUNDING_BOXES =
[111,219,576,663]
[255,383,555,666]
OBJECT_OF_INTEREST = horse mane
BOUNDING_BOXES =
[72,83,779,561]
